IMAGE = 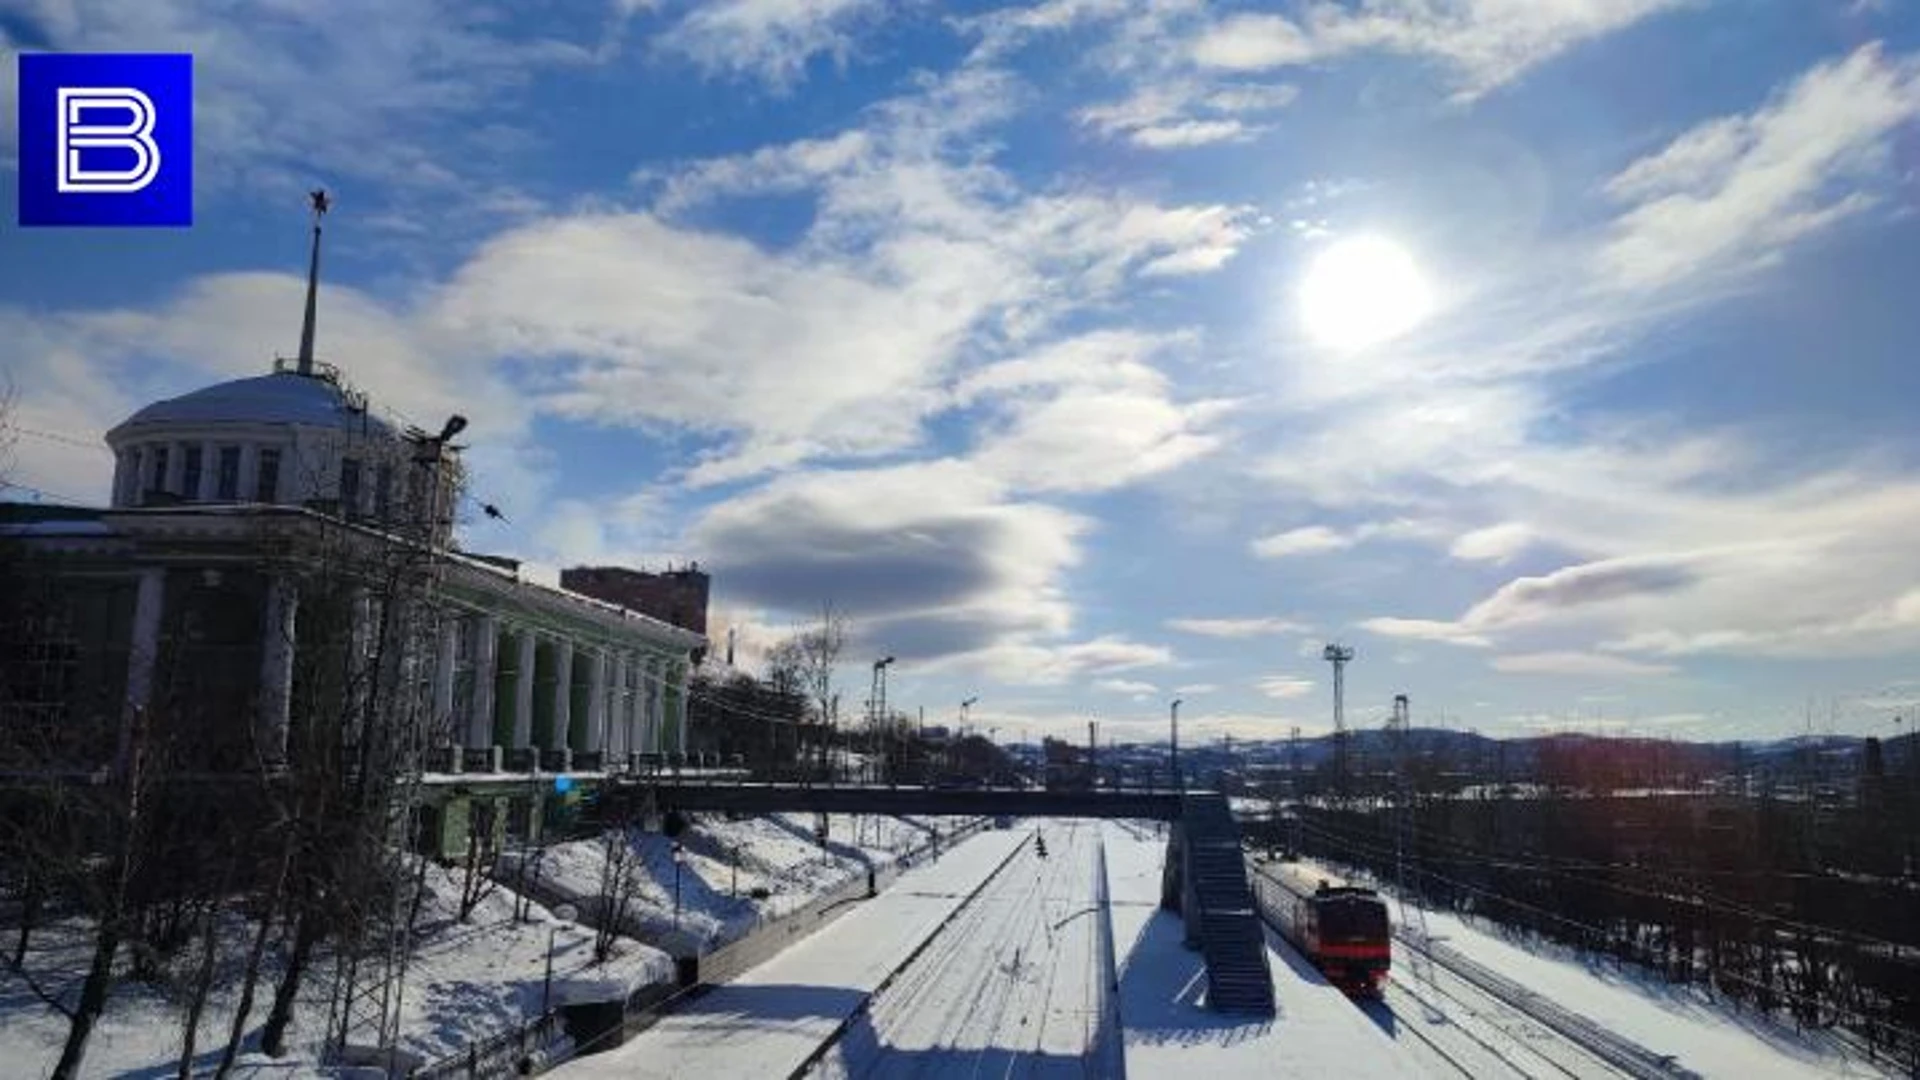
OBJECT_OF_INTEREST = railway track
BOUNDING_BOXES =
[786,829,1036,1079]
[1248,859,1698,1079]
[1401,928,1701,1080]
[1383,958,1604,1079]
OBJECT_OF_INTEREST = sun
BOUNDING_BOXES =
[1298,235,1435,350]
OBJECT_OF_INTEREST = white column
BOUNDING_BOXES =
[511,629,536,749]
[133,446,152,504]
[673,662,690,755]
[239,443,259,503]
[634,656,652,753]
[551,639,574,750]
[118,567,166,768]
[585,648,607,759]
[257,574,298,764]
[467,615,498,748]
[608,652,630,764]
[432,617,459,735]
[164,441,186,496]
[198,441,217,500]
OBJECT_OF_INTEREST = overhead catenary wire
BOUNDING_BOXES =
[1287,811,1920,1040]
[1299,804,1920,959]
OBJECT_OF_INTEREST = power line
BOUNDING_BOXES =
[1297,809,1920,963]
[13,426,111,452]
[0,480,96,505]
[1285,816,1920,1045]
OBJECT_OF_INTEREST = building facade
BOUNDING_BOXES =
[4,270,707,861]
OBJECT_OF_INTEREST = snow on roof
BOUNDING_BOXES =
[109,371,396,437]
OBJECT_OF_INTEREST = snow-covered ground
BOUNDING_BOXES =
[501,813,952,955]
[1,859,669,1078]
[1403,900,1898,1078]
[1102,820,1431,1078]
[1283,856,1898,1079]
[0,813,964,1078]
[807,820,1110,1077]
[557,827,1030,1079]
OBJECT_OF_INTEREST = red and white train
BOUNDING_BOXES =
[1253,857,1392,996]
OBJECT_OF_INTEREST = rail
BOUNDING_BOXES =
[413,817,992,1077]
[1247,861,1699,1080]
[1403,930,1702,1080]
[784,830,1036,1078]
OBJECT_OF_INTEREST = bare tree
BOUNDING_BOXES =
[593,826,643,963]
[793,602,845,773]
[456,799,499,922]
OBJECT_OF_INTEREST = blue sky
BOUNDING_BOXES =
[4,0,1920,745]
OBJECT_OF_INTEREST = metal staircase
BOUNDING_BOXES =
[1176,794,1276,1015]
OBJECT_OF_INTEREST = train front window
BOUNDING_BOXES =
[1320,900,1388,943]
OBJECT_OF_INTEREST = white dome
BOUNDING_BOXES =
[109,371,395,439]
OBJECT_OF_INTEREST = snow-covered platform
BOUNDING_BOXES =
[555,829,1027,1079]
[1102,821,1430,1078]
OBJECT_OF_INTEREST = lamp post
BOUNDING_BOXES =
[541,903,577,1016]
[672,842,685,929]
[959,698,977,781]
[872,656,895,784]
[1170,699,1183,793]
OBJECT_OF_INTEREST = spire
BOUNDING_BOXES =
[295,188,331,377]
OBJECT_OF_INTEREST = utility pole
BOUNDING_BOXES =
[1170,699,1183,793]
[1088,720,1098,789]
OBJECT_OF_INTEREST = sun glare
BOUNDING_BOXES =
[1298,235,1435,350]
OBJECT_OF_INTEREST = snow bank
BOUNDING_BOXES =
[0,812,969,1077]
[498,813,968,957]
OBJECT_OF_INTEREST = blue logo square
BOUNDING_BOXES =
[17,53,193,227]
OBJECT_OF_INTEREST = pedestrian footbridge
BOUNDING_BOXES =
[598,779,1276,1016]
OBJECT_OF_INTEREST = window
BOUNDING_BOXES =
[148,447,169,500]
[376,462,393,523]
[255,448,280,503]
[182,446,203,500]
[216,446,240,500]
[339,457,361,517]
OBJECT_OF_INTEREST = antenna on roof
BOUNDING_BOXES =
[295,188,331,377]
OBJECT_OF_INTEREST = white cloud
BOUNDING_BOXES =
[1360,618,1492,648]
[653,0,885,88]
[1174,683,1220,695]
[1191,14,1316,71]
[1600,43,1920,290]
[1096,678,1159,695]
[1250,525,1352,558]
[1250,518,1442,559]
[593,70,1253,485]
[1491,651,1677,677]
[5,0,584,220]
[1076,79,1297,150]
[1191,1,1692,98]
[1166,616,1309,638]
[940,635,1175,685]
[1255,675,1316,699]
[1450,521,1533,563]
[952,331,1238,494]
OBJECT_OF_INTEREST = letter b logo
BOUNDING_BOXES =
[19,54,192,226]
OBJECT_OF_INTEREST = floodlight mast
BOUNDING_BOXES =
[1323,644,1355,799]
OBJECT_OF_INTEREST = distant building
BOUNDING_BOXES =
[561,564,711,637]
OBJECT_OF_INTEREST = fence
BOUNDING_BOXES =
[413,815,992,1077]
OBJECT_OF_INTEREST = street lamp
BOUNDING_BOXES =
[672,842,685,929]
[871,656,895,784]
[1170,699,1183,793]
